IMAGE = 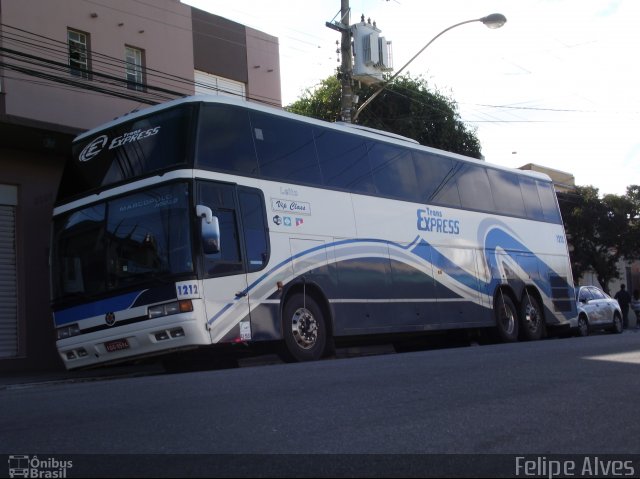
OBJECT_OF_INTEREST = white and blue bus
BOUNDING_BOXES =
[51,95,576,369]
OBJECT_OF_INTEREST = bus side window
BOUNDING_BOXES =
[238,189,270,273]
[487,169,526,218]
[536,181,562,224]
[519,177,544,221]
[456,163,495,212]
[367,141,419,200]
[314,128,376,194]
[412,151,461,207]
[250,112,322,186]
[196,104,259,176]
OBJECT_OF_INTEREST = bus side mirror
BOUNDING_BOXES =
[196,205,220,254]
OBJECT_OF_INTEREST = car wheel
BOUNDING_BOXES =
[610,313,623,334]
[495,293,519,342]
[281,293,328,362]
[577,316,589,337]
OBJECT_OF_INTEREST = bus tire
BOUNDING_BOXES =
[519,294,545,341]
[495,293,519,342]
[281,293,327,362]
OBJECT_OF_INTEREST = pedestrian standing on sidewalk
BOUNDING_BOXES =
[614,284,632,329]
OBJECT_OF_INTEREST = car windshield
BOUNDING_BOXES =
[51,182,193,300]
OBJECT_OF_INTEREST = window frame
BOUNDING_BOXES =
[67,28,90,79]
[125,45,145,92]
[238,187,270,274]
[196,181,270,278]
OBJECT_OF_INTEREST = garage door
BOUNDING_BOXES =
[0,185,18,358]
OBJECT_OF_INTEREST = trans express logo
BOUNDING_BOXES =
[417,207,460,235]
[79,135,108,162]
[79,126,161,162]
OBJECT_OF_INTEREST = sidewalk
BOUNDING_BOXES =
[0,362,166,390]
[0,344,396,390]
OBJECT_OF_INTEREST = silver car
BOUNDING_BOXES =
[575,286,623,336]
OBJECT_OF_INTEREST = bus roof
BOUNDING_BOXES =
[74,95,553,183]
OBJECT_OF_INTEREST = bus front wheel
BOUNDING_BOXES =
[495,293,519,342]
[281,293,327,362]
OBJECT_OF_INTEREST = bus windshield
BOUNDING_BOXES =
[51,182,193,301]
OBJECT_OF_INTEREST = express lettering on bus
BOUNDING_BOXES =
[108,126,161,149]
[416,208,460,235]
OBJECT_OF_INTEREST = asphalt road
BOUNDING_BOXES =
[1,331,639,477]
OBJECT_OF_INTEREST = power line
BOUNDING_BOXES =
[0,23,283,108]
[473,103,597,113]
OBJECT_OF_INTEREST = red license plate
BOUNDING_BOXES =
[104,338,130,352]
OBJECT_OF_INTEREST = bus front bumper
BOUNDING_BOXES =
[56,315,212,370]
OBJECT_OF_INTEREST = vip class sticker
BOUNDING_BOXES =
[271,198,311,215]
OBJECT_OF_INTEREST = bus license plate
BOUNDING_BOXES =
[105,338,129,352]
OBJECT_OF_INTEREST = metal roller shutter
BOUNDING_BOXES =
[0,200,18,358]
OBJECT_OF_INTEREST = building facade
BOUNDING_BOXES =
[0,0,281,371]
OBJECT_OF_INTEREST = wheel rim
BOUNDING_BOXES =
[524,300,541,332]
[578,317,588,335]
[500,303,516,335]
[291,307,318,350]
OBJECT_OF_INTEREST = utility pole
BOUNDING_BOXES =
[339,0,353,123]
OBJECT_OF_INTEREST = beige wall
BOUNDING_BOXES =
[245,27,282,107]
[1,0,195,131]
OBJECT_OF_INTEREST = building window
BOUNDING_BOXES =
[67,28,90,78]
[125,46,145,91]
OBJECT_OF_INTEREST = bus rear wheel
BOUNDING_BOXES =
[519,294,545,341]
[281,293,327,362]
[495,293,519,342]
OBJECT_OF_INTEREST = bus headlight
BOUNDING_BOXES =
[56,323,80,340]
[148,300,193,319]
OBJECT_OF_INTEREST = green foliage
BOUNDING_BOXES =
[558,185,640,293]
[286,76,343,122]
[286,74,482,158]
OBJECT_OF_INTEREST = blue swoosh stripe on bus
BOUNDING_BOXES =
[245,236,421,297]
[208,227,576,325]
[410,238,489,294]
[207,302,236,325]
[208,236,422,325]
[54,290,146,326]
[483,227,556,298]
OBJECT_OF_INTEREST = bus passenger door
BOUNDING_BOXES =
[196,181,250,344]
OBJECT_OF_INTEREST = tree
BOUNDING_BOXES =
[623,184,640,259]
[558,185,640,293]
[286,76,343,125]
[286,74,482,159]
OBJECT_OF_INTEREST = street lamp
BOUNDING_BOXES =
[351,13,507,122]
